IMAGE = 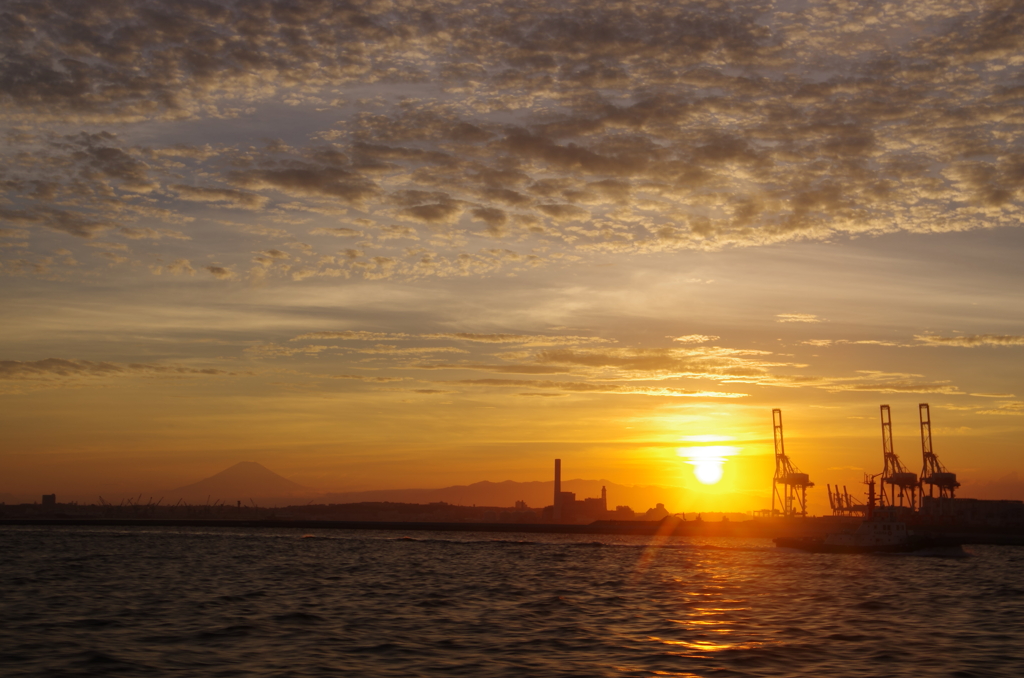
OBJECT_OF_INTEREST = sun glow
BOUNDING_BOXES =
[681,435,734,443]
[693,461,724,485]
[677,445,739,485]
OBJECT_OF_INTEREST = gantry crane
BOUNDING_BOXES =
[772,409,814,517]
[919,403,959,506]
[827,484,867,516]
[879,404,917,508]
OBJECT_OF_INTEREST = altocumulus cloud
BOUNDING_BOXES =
[915,334,1024,348]
[0,359,230,388]
[1,0,1023,282]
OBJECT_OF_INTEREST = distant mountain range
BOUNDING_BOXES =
[163,462,767,513]
[167,461,314,505]
[10,461,1019,512]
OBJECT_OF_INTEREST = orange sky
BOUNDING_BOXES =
[2,0,1023,513]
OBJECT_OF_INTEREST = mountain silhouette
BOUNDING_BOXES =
[162,463,768,512]
[169,461,311,504]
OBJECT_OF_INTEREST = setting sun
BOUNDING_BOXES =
[678,446,739,485]
[693,461,724,485]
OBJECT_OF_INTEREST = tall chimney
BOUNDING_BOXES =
[554,458,562,520]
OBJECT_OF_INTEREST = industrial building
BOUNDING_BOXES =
[919,496,1024,527]
[543,459,660,523]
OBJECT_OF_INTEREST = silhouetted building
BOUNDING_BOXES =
[545,459,659,524]
[615,505,636,518]
[920,496,1024,527]
[645,503,670,520]
[42,494,56,507]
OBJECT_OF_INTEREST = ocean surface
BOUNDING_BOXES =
[1,526,1023,677]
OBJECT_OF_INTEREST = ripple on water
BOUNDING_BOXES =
[2,528,1024,677]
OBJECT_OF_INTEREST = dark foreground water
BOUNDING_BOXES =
[2,527,1023,677]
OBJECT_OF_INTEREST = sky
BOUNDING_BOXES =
[2,0,1023,513]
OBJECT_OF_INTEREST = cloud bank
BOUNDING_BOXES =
[2,0,1022,282]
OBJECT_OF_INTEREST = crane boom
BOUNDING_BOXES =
[918,403,959,505]
[879,404,917,508]
[771,408,813,517]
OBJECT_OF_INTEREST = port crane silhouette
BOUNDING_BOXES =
[879,405,917,508]
[771,409,814,517]
[918,403,959,506]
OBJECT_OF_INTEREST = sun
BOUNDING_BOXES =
[677,444,737,485]
[692,460,724,485]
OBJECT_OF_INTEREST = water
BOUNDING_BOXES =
[1,526,1023,677]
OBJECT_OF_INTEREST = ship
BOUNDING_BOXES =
[774,475,965,554]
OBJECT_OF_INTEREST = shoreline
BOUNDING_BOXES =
[2,517,703,535]
[4,516,1024,545]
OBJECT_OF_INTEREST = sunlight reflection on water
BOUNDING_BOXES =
[1,526,1022,677]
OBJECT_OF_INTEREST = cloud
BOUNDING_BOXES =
[290,331,612,346]
[777,314,821,323]
[245,344,333,358]
[0,227,29,239]
[377,225,419,241]
[2,0,1023,282]
[401,343,974,397]
[230,167,378,206]
[525,346,781,382]
[204,265,235,280]
[173,185,268,210]
[792,370,964,395]
[99,251,129,265]
[915,334,1024,347]
[233,223,293,238]
[536,203,590,223]
[118,227,189,240]
[350,345,469,355]
[470,207,509,235]
[310,227,364,237]
[276,328,977,399]
[411,363,570,375]
[803,338,907,348]
[515,392,568,397]
[292,330,407,342]
[165,259,195,276]
[399,200,463,225]
[0,207,113,238]
[428,333,611,346]
[820,380,963,395]
[1,359,122,379]
[328,374,405,383]
[671,335,719,344]
[977,401,1024,416]
[60,133,157,192]
[0,359,229,389]
[452,378,747,398]
[845,340,904,347]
